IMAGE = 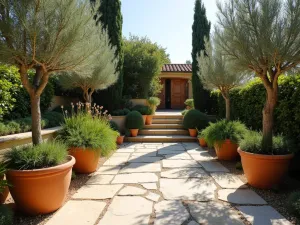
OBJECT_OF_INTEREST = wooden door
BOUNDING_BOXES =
[158,78,165,109]
[171,79,187,109]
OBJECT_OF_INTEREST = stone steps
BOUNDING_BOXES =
[144,124,184,129]
[139,129,189,135]
[152,119,183,124]
[124,135,197,143]
[153,115,183,119]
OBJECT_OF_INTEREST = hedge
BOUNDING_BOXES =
[212,75,300,139]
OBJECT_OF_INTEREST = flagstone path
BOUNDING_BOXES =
[46,142,292,225]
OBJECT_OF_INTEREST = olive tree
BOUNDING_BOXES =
[198,38,248,120]
[0,0,105,144]
[215,0,300,150]
[58,33,119,104]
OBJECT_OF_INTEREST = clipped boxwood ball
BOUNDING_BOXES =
[183,109,209,130]
[125,111,144,129]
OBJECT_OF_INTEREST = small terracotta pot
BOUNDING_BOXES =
[188,129,197,137]
[146,115,153,125]
[69,148,100,174]
[142,115,147,124]
[214,139,239,161]
[116,135,124,145]
[6,156,75,215]
[0,175,9,204]
[130,129,139,137]
[198,138,207,147]
[238,148,294,189]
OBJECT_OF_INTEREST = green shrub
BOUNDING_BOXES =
[0,205,13,225]
[110,121,119,131]
[181,109,189,116]
[112,108,131,116]
[125,111,144,129]
[58,113,118,156]
[184,99,194,109]
[201,120,248,147]
[287,191,300,217]
[148,97,161,106]
[5,141,68,170]
[42,112,64,128]
[239,131,295,155]
[132,105,151,115]
[183,109,209,130]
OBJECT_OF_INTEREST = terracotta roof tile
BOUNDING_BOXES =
[162,64,192,73]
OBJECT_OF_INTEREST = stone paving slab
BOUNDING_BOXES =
[218,189,267,205]
[145,192,160,202]
[211,173,247,189]
[96,166,121,175]
[160,178,216,201]
[189,202,244,225]
[72,184,123,199]
[131,152,157,157]
[86,174,114,185]
[182,142,202,149]
[135,148,157,153]
[189,151,216,161]
[111,153,131,157]
[164,153,192,160]
[199,161,230,172]
[158,145,185,151]
[154,200,189,225]
[118,186,147,196]
[237,206,292,225]
[161,168,208,179]
[186,148,208,154]
[120,163,161,173]
[129,156,163,163]
[103,156,129,166]
[46,200,106,225]
[187,221,199,225]
[98,196,153,225]
[116,148,135,153]
[162,159,201,168]
[141,183,158,190]
[158,149,185,155]
[112,173,159,184]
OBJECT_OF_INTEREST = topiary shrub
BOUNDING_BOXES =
[125,111,144,129]
[0,205,13,225]
[184,99,194,109]
[111,108,131,116]
[183,109,209,130]
[110,121,119,132]
[132,105,151,115]
[287,191,300,218]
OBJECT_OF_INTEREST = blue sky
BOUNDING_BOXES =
[121,0,218,63]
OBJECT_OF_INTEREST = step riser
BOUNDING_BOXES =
[139,130,189,135]
[125,137,197,143]
[145,125,184,129]
[153,115,183,119]
[152,120,183,124]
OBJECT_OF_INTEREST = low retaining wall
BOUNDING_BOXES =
[0,127,61,161]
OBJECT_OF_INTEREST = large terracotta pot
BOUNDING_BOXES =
[214,139,238,161]
[142,115,147,124]
[6,156,75,215]
[238,148,294,189]
[188,129,197,137]
[69,148,100,174]
[198,138,207,147]
[116,135,124,145]
[146,115,153,125]
[130,129,139,137]
[0,175,9,204]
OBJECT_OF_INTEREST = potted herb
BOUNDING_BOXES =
[125,111,144,137]
[0,163,9,204]
[238,131,295,189]
[4,141,75,215]
[197,131,207,147]
[202,120,247,161]
[132,105,151,124]
[58,103,118,173]
[184,99,194,110]
[146,97,161,125]
[183,109,209,137]
[110,121,124,145]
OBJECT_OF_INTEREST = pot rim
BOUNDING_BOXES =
[6,155,75,176]
[238,148,294,159]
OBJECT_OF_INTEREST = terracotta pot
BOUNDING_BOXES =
[69,148,100,174]
[238,148,294,189]
[146,115,153,125]
[116,135,124,145]
[188,129,197,137]
[130,129,139,137]
[214,139,239,161]
[198,138,207,147]
[6,156,75,215]
[142,115,147,124]
[0,175,9,204]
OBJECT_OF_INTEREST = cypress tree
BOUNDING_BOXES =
[191,0,211,113]
[92,0,124,112]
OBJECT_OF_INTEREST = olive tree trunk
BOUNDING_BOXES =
[221,89,231,121]
[30,94,42,144]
